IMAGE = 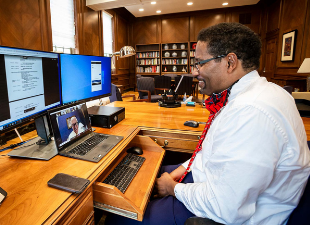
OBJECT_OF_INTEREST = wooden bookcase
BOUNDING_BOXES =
[161,42,188,75]
[135,44,160,76]
[189,41,197,73]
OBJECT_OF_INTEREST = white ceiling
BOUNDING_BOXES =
[86,0,259,17]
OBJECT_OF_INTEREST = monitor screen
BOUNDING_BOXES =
[0,46,61,133]
[59,54,111,104]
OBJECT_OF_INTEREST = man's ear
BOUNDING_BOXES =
[226,53,238,73]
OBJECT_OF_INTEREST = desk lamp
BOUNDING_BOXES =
[297,58,310,91]
[111,46,136,59]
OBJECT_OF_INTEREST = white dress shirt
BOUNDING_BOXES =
[175,70,310,224]
[67,122,86,141]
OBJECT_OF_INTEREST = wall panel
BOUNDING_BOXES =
[0,0,52,51]
[161,17,189,43]
[133,19,158,44]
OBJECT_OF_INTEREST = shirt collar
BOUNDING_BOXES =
[228,70,260,101]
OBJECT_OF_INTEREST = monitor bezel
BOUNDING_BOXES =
[0,45,61,134]
[59,53,112,105]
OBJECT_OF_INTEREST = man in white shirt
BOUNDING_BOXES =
[67,116,85,141]
[106,23,310,225]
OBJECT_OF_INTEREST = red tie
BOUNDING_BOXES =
[178,88,231,182]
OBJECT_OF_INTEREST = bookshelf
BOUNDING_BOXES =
[189,41,197,73]
[135,44,160,75]
[161,42,188,74]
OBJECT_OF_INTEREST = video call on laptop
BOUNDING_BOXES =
[48,102,123,162]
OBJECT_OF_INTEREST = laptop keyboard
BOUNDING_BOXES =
[69,133,108,156]
[103,153,145,193]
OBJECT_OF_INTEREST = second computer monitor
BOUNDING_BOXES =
[60,54,111,104]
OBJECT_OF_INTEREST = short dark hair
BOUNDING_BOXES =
[197,23,262,71]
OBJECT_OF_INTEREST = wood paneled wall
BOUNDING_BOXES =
[76,0,102,56]
[132,5,262,45]
[260,0,310,90]
[0,0,52,51]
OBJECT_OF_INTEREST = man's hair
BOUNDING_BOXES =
[197,23,262,71]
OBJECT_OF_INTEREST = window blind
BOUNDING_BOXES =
[102,11,113,56]
[50,0,76,50]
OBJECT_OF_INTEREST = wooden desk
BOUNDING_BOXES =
[0,125,164,224]
[107,101,209,153]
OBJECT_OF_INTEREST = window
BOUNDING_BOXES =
[50,0,76,53]
[102,11,113,57]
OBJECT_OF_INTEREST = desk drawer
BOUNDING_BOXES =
[139,128,201,153]
[56,186,94,225]
[93,135,165,221]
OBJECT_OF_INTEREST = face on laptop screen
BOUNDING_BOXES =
[49,103,91,149]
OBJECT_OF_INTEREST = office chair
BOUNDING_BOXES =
[163,74,178,90]
[175,76,193,96]
[283,85,293,94]
[136,77,163,102]
[109,84,137,102]
[154,76,171,95]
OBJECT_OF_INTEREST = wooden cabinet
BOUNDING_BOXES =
[55,187,94,225]
[162,42,189,74]
[135,44,161,75]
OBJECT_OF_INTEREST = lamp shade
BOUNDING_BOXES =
[297,58,310,73]
[113,46,136,58]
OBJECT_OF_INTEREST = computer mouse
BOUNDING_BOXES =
[184,120,199,128]
[127,146,143,155]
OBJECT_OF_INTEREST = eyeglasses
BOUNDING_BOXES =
[72,123,78,127]
[194,54,227,71]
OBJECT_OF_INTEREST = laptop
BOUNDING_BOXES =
[48,102,123,162]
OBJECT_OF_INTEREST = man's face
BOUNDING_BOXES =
[71,117,79,134]
[192,41,227,96]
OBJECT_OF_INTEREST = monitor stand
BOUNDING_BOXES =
[8,137,57,160]
[8,115,57,160]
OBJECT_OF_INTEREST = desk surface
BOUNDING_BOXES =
[0,125,139,225]
[107,101,208,132]
[108,101,310,141]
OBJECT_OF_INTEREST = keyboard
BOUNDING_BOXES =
[103,153,145,193]
[69,133,108,156]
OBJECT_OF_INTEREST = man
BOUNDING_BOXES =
[67,116,85,140]
[106,23,310,225]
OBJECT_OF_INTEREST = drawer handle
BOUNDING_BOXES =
[154,139,168,148]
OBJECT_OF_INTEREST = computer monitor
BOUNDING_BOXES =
[59,54,111,105]
[0,45,61,134]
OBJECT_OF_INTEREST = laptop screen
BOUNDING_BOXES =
[49,103,91,150]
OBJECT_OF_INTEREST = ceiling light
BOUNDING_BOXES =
[187,2,193,5]
[222,2,228,5]
[151,1,156,4]
[139,8,144,11]
[156,10,161,13]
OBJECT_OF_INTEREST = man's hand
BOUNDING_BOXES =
[156,172,178,197]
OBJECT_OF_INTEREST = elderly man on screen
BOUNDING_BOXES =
[67,116,85,141]
[106,22,310,225]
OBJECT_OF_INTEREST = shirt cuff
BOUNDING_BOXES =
[174,183,186,202]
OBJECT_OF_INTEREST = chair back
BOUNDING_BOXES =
[283,86,293,94]
[175,76,193,96]
[109,84,123,102]
[163,74,178,79]
[286,175,310,224]
[137,77,155,99]
[154,76,171,94]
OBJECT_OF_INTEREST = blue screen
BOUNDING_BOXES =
[60,54,111,104]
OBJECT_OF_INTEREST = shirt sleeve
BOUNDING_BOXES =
[182,159,190,170]
[174,105,287,224]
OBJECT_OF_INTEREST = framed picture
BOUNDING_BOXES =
[281,30,297,62]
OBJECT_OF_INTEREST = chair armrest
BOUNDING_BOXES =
[122,94,136,101]
[184,217,224,225]
[138,90,151,102]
